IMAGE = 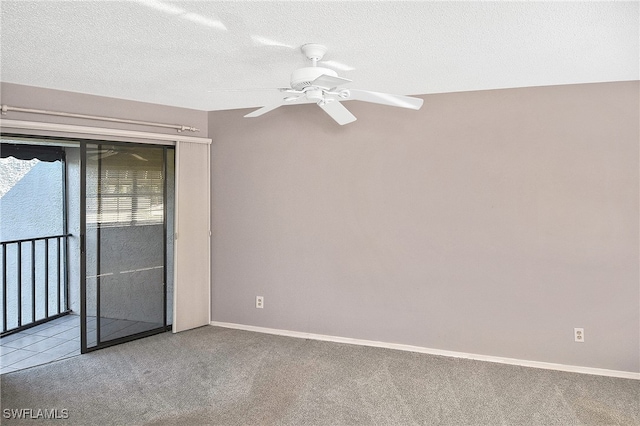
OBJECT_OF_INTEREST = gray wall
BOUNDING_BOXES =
[208,81,639,373]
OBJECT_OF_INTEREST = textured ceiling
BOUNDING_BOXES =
[1,1,638,112]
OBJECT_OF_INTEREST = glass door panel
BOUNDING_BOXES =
[81,142,170,352]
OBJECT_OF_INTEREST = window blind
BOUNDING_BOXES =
[86,146,165,227]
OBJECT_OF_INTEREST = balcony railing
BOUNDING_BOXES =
[0,233,71,336]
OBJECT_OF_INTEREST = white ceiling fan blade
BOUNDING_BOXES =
[130,153,149,162]
[244,102,285,118]
[94,150,118,160]
[347,89,424,110]
[318,60,355,72]
[244,95,305,118]
[312,74,352,90]
[250,35,294,49]
[318,100,357,125]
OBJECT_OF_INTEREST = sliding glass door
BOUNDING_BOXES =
[80,142,173,352]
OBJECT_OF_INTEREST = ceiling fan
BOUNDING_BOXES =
[245,44,424,125]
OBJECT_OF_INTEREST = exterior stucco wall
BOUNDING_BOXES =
[0,156,65,328]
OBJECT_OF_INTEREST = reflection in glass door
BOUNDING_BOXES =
[80,142,173,352]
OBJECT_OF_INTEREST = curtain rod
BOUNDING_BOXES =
[0,119,211,144]
[1,105,200,133]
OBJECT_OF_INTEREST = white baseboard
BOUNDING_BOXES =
[210,321,639,381]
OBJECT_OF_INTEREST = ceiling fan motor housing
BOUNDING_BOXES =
[290,67,338,90]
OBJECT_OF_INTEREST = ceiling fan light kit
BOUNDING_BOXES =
[244,43,424,125]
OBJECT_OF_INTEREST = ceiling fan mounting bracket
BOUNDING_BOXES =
[301,43,327,62]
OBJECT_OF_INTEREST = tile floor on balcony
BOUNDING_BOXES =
[1,315,164,374]
[0,314,81,374]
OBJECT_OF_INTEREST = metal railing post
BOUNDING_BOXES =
[44,238,49,319]
[31,241,36,323]
[2,244,6,332]
[17,241,22,328]
[57,237,62,314]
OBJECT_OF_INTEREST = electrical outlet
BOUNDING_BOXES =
[574,328,584,342]
[256,296,264,309]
